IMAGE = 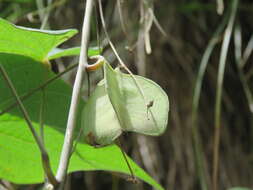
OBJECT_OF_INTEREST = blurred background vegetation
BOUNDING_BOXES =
[1,0,253,190]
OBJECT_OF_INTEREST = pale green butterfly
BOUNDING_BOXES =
[82,57,169,146]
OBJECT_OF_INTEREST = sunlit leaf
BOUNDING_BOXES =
[0,18,77,62]
[47,47,101,60]
[0,54,164,190]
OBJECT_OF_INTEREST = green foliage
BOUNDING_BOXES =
[0,18,77,62]
[228,188,252,190]
[83,62,169,145]
[0,18,165,190]
[47,47,101,60]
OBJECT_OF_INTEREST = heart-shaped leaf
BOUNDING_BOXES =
[0,18,77,62]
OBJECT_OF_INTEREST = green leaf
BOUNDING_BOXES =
[82,62,169,145]
[0,18,100,61]
[0,18,77,62]
[47,47,101,60]
[0,114,163,190]
[0,55,164,190]
[0,18,164,190]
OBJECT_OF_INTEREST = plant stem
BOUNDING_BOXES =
[36,0,45,22]
[41,0,53,29]
[216,0,224,14]
[0,64,57,186]
[117,140,136,181]
[56,0,94,183]
[212,0,238,190]
[192,11,229,190]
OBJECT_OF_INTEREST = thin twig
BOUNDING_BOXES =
[216,0,224,15]
[36,0,45,22]
[116,0,137,53]
[212,0,238,190]
[117,0,128,38]
[152,14,167,37]
[234,25,253,107]
[56,0,94,183]
[234,24,253,150]
[142,0,166,37]
[36,0,52,29]
[26,0,66,23]
[117,139,136,182]
[241,35,253,68]
[41,0,53,29]
[136,1,146,76]
[94,3,101,53]
[0,64,57,186]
